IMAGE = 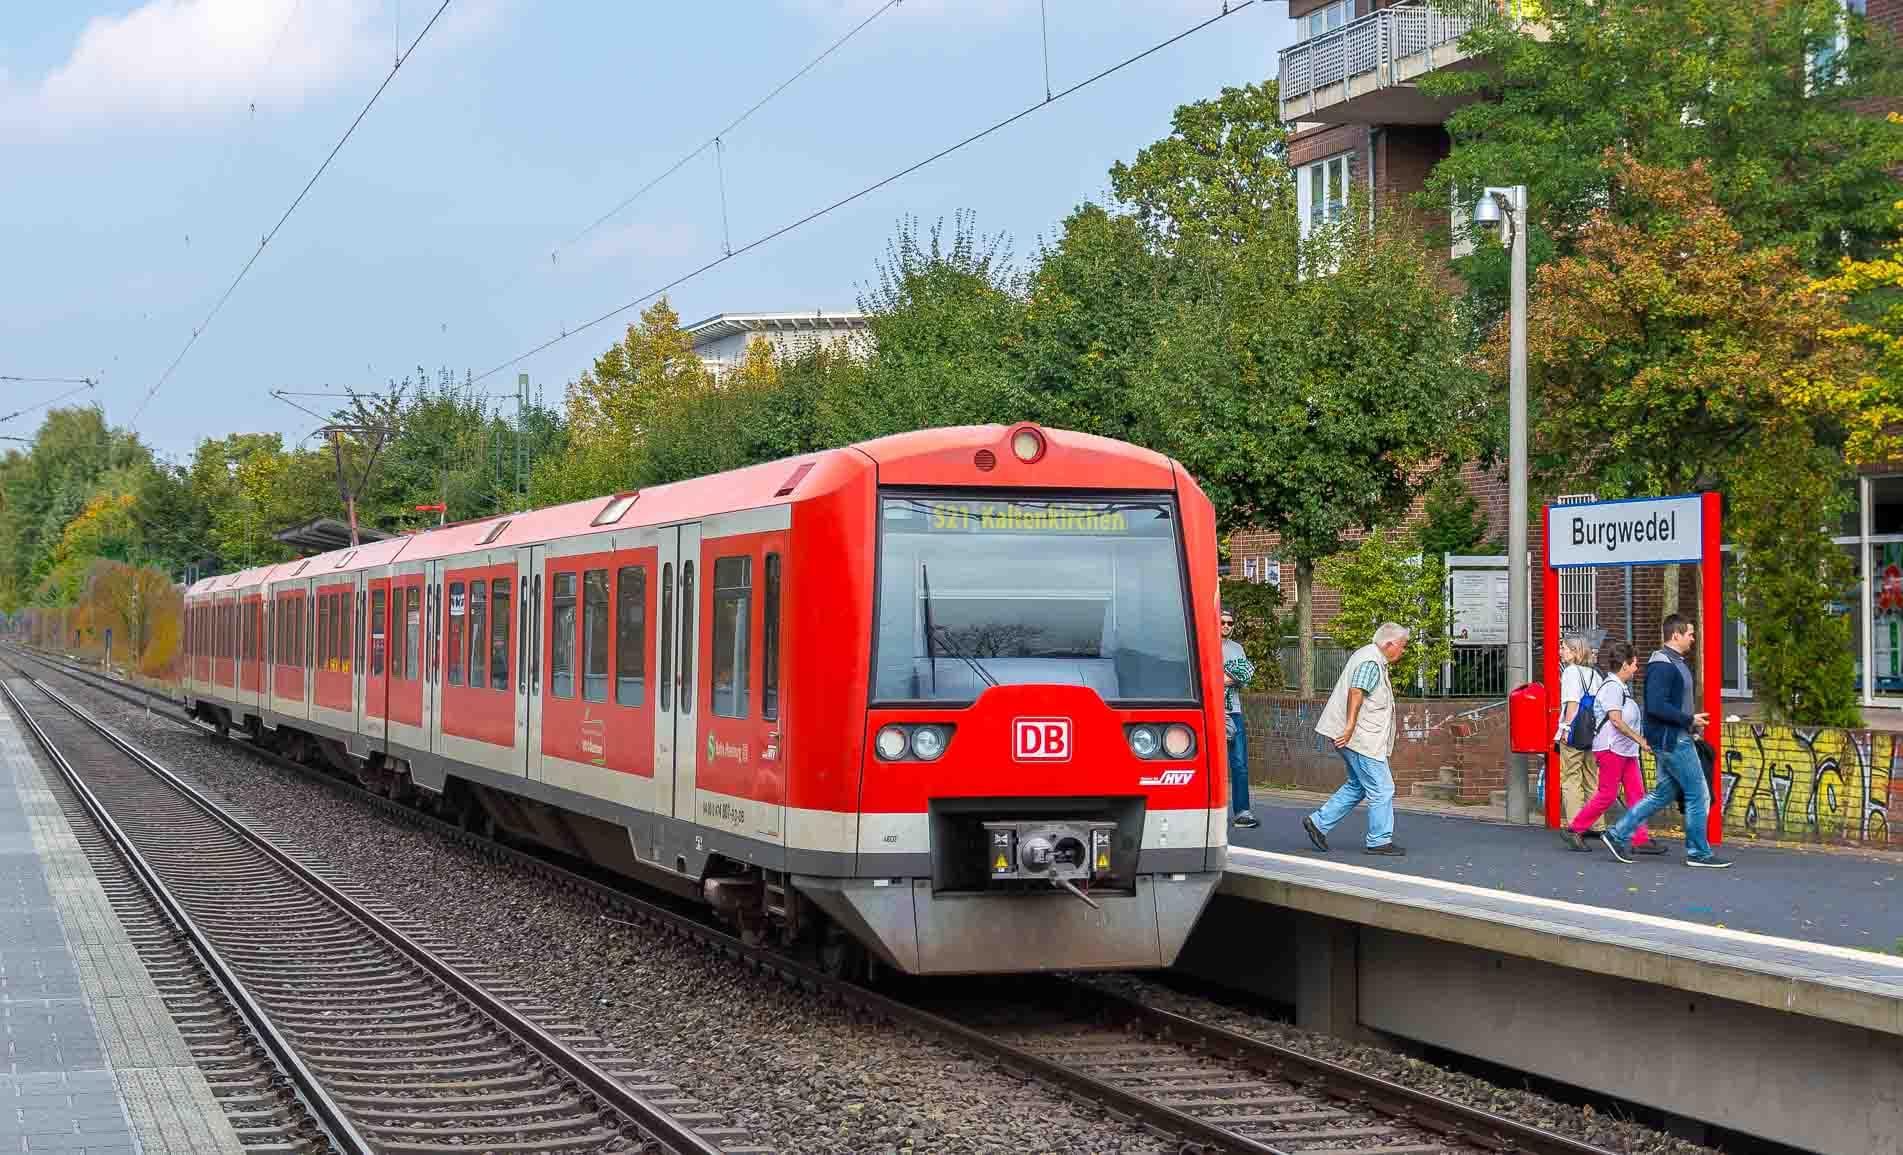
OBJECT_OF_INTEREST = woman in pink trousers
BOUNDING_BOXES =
[1562,641,1665,854]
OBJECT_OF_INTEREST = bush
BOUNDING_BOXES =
[1219,578,1285,692]
[1316,526,1451,688]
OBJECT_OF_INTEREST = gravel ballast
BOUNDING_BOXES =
[45,663,1727,1155]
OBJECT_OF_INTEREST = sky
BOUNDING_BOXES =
[0,1,1295,461]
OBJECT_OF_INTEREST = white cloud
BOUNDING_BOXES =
[10,0,384,136]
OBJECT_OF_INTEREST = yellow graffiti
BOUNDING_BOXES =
[1708,724,1896,846]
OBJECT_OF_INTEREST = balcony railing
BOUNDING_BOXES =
[1279,1,1527,108]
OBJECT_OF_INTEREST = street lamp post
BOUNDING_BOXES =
[1475,184,1532,824]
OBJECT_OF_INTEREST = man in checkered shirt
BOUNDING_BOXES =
[1304,623,1410,856]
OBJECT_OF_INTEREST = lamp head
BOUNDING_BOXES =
[1472,193,1503,226]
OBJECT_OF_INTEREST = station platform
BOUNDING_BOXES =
[0,703,246,1153]
[1178,797,1903,1154]
[1228,796,1903,952]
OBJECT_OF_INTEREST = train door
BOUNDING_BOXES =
[386,565,426,753]
[653,523,702,832]
[424,559,443,754]
[516,544,546,780]
[352,575,368,742]
[362,574,391,742]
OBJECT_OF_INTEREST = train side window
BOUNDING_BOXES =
[447,582,466,686]
[764,553,781,721]
[307,595,315,670]
[356,591,365,672]
[550,572,577,699]
[582,569,610,702]
[320,594,332,670]
[711,556,751,719]
[468,579,488,690]
[405,586,421,681]
[491,578,511,690]
[659,563,674,711]
[678,561,695,717]
[370,589,386,677]
[518,577,528,692]
[531,574,542,693]
[615,566,645,707]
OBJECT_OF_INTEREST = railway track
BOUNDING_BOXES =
[12,647,1616,1155]
[0,660,763,1155]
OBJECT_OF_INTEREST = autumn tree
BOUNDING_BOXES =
[1512,156,1870,722]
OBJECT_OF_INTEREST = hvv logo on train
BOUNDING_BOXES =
[1014,717,1072,761]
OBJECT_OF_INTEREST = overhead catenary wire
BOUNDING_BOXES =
[1,375,96,385]
[472,0,1257,385]
[131,0,457,427]
[1,380,98,424]
[486,0,903,302]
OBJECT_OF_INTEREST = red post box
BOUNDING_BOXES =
[1508,682,1550,755]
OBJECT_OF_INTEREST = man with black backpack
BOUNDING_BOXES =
[1553,632,1607,840]
[1602,614,1732,868]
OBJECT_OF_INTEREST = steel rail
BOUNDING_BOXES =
[10,664,725,1155]
[16,646,1620,1155]
[0,676,373,1155]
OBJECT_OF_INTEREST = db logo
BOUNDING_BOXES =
[1013,717,1072,762]
[1139,769,1197,787]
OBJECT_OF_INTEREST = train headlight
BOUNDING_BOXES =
[875,726,909,761]
[910,725,947,761]
[1128,725,1161,759]
[1010,427,1046,463]
[1163,724,1195,759]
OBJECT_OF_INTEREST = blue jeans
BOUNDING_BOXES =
[1612,738,1714,860]
[1227,712,1251,815]
[1310,747,1396,848]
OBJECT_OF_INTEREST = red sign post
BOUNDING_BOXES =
[1539,491,1723,846]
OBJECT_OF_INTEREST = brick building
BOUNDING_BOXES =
[1245,0,1903,719]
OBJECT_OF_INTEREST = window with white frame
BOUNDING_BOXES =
[1305,1,1347,40]
[1811,0,1866,87]
[1298,152,1353,238]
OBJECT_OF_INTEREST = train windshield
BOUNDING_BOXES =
[873,494,1197,705]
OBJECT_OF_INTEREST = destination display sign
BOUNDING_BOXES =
[883,497,1171,537]
[1547,494,1703,569]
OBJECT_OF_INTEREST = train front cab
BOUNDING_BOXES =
[793,427,1226,975]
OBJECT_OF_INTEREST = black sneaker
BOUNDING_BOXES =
[1686,855,1734,868]
[1364,843,1406,856]
[1301,815,1328,852]
[1233,812,1260,829]
[1561,830,1587,852]
[1634,842,1669,856]
[1600,833,1634,863]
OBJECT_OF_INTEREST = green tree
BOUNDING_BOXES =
[1015,204,1173,443]
[1109,81,1291,250]
[1415,472,1496,558]
[1426,0,1903,275]
[838,213,1027,443]
[1316,527,1451,692]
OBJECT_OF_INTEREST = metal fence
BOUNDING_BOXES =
[1272,637,1508,699]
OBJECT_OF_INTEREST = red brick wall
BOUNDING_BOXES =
[1237,692,1507,800]
[1287,123,1369,170]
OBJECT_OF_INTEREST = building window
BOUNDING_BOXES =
[1306,1,1347,40]
[1811,0,1866,85]
[1298,152,1353,238]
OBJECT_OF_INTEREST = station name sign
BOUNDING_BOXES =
[1547,494,1703,569]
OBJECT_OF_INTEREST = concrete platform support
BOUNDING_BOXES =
[1294,912,1358,1038]
[1357,930,1903,1155]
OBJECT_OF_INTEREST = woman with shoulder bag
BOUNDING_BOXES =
[1554,634,1604,839]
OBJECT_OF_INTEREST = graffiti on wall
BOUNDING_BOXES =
[1716,723,1896,845]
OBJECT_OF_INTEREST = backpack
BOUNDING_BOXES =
[1564,667,1606,751]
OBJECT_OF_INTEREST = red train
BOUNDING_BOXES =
[181,424,1228,975]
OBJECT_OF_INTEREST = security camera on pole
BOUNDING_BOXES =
[1474,185,1531,824]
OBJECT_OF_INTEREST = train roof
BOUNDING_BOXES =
[184,424,1185,597]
